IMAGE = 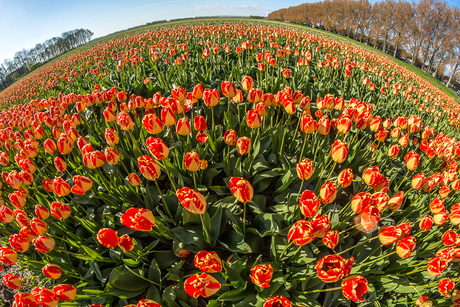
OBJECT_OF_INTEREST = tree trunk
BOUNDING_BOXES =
[393,43,398,58]
[383,34,387,53]
[446,61,459,87]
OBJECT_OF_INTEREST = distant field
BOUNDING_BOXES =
[8,17,458,101]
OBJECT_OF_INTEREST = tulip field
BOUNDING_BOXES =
[1,19,460,307]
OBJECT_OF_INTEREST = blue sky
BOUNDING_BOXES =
[0,0,296,64]
[1,0,460,66]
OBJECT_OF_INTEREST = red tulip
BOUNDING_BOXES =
[0,246,18,265]
[194,251,222,273]
[341,275,368,303]
[15,292,37,307]
[3,274,22,290]
[338,168,353,188]
[427,256,448,276]
[236,137,251,155]
[224,129,237,145]
[121,208,156,231]
[193,116,207,131]
[53,284,77,301]
[296,158,314,180]
[9,234,30,253]
[42,263,62,279]
[105,128,119,146]
[138,155,161,181]
[438,278,455,297]
[404,151,420,171]
[323,230,339,249]
[316,254,353,283]
[32,236,55,253]
[53,177,71,197]
[118,234,134,252]
[241,76,253,91]
[184,273,221,298]
[229,177,254,203]
[30,218,47,236]
[378,226,402,245]
[184,151,200,172]
[221,81,237,98]
[287,220,314,245]
[263,296,292,307]
[127,173,141,186]
[137,299,161,307]
[250,264,273,288]
[311,214,331,238]
[51,202,71,219]
[176,187,207,214]
[331,140,348,163]
[299,190,321,217]
[319,181,337,204]
[97,228,119,249]
[396,236,416,258]
[142,113,163,134]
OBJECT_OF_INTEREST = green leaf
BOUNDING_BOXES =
[218,282,253,301]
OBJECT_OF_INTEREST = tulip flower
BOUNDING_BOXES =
[137,299,161,307]
[184,151,200,172]
[404,151,420,171]
[296,158,314,180]
[287,220,314,245]
[53,284,77,301]
[0,246,18,265]
[42,263,62,279]
[119,234,134,252]
[229,177,254,203]
[15,293,37,307]
[378,226,402,245]
[341,275,368,302]
[184,273,221,298]
[53,177,71,197]
[351,192,374,214]
[193,116,207,131]
[388,191,404,211]
[323,230,339,249]
[396,236,416,258]
[221,81,237,98]
[247,109,262,129]
[32,236,55,253]
[236,137,251,155]
[299,190,321,217]
[138,155,161,181]
[241,76,253,91]
[127,173,141,186]
[51,202,71,219]
[142,113,164,134]
[105,128,120,146]
[192,84,203,100]
[319,181,337,204]
[176,187,207,214]
[331,140,348,163]
[194,251,222,273]
[9,234,30,253]
[3,274,22,290]
[224,129,237,145]
[250,264,273,288]
[97,228,120,249]
[263,296,292,307]
[338,168,353,188]
[316,254,353,283]
[311,214,331,238]
[438,278,455,297]
[121,208,156,231]
[427,256,448,276]
[30,218,47,236]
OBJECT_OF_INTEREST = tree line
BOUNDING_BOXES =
[0,28,93,91]
[267,0,460,92]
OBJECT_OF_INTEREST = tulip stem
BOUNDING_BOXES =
[200,214,212,245]
[360,250,397,267]
[297,286,342,294]
[299,134,308,161]
[339,224,357,234]
[154,179,173,220]
[278,241,294,262]
[313,135,321,165]
[396,169,410,192]
[324,162,337,183]
[296,180,305,202]
[287,245,303,263]
[193,172,198,190]
[242,201,247,234]
[336,236,378,255]
[161,161,177,192]
[279,114,292,157]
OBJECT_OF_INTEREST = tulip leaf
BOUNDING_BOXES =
[253,213,280,237]
[218,281,254,301]
[148,259,162,285]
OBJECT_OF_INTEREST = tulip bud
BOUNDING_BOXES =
[194,251,222,273]
[236,137,251,155]
[338,168,353,188]
[33,236,55,253]
[53,284,77,301]
[176,118,191,136]
[127,173,141,186]
[296,158,314,180]
[319,181,337,204]
[250,264,273,288]
[3,274,22,290]
[331,140,348,163]
[105,128,119,146]
[42,263,62,279]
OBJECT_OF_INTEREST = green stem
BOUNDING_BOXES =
[154,179,173,220]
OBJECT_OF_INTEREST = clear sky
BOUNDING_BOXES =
[2,0,460,66]
[0,0,303,65]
